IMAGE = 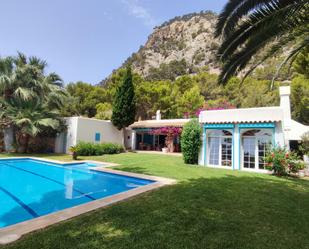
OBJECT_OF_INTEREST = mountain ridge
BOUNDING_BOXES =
[124,10,220,79]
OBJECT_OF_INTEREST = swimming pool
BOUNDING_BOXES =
[0,158,154,229]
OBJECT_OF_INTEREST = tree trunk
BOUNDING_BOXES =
[3,127,14,152]
[24,134,30,154]
[122,128,126,149]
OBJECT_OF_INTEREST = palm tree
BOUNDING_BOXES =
[0,56,15,99]
[0,98,61,153]
[215,0,309,84]
[0,53,67,152]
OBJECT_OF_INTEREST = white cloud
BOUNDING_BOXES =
[121,0,157,27]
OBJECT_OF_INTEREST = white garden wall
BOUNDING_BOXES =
[55,117,123,153]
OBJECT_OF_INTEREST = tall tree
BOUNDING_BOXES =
[111,66,136,135]
[293,46,309,78]
[64,82,107,117]
[291,76,309,125]
[215,0,309,84]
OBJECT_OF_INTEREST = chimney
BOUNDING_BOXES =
[279,86,292,148]
[279,86,291,125]
[156,110,161,120]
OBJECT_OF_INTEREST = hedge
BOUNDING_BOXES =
[75,141,124,156]
[180,119,202,164]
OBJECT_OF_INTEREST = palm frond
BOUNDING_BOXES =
[29,56,47,71]
[36,118,59,129]
[216,0,306,38]
[216,0,309,83]
[270,38,309,88]
[240,28,306,83]
[15,52,27,66]
[218,2,307,60]
[13,87,36,101]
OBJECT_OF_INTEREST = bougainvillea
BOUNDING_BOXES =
[150,127,182,153]
[150,127,182,136]
[203,100,236,111]
[187,100,236,118]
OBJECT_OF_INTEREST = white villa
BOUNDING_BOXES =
[198,86,309,171]
[55,86,309,172]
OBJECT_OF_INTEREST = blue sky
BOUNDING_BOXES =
[0,0,227,84]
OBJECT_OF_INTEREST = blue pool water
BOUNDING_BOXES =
[0,158,153,228]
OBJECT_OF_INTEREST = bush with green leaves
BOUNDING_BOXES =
[300,131,309,156]
[265,147,305,176]
[180,119,202,164]
[75,142,124,156]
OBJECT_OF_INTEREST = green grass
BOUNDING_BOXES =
[1,153,309,249]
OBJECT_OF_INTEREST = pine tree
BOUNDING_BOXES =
[111,66,136,131]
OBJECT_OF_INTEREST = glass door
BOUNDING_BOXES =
[242,137,256,169]
[258,136,272,170]
[221,137,232,166]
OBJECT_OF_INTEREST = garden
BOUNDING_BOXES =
[0,0,308,248]
[0,152,309,249]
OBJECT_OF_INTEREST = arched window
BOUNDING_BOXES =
[208,130,232,137]
[208,130,232,167]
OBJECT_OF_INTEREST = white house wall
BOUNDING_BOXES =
[75,118,123,146]
[65,117,78,153]
[274,122,285,148]
[55,117,123,153]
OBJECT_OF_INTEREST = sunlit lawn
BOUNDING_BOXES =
[1,152,309,249]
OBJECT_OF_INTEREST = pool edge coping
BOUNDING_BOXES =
[0,157,176,244]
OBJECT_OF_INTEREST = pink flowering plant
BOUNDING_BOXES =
[150,127,182,136]
[191,99,236,118]
[203,100,236,111]
[265,147,305,176]
[150,127,182,153]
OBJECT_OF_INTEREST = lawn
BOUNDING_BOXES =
[1,153,309,249]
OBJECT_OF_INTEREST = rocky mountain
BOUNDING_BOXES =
[123,11,221,80]
[100,10,290,85]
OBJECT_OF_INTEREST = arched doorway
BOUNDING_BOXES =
[241,129,272,170]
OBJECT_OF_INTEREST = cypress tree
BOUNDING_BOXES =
[111,66,136,131]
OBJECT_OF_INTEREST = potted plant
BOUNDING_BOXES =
[69,146,78,160]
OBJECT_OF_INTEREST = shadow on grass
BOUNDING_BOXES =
[114,166,152,175]
[3,175,309,249]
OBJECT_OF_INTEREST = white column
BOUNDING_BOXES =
[131,130,136,150]
[233,124,241,170]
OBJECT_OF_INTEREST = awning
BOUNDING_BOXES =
[199,107,284,124]
[130,119,190,128]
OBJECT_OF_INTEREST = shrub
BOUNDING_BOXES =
[75,142,124,156]
[181,119,202,164]
[265,147,305,176]
[300,131,309,156]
